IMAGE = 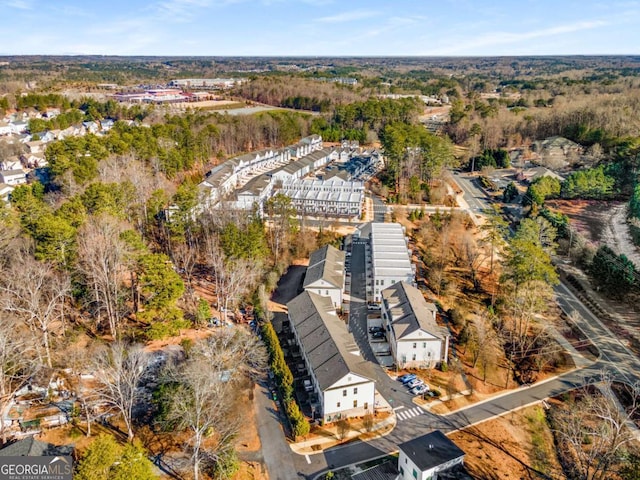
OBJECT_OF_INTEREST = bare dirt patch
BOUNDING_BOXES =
[449,405,565,479]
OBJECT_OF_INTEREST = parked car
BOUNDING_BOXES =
[406,379,424,389]
[303,379,314,392]
[399,374,417,384]
[371,331,385,339]
[369,326,384,334]
[410,384,429,395]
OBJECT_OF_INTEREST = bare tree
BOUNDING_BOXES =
[0,318,39,444]
[92,342,150,441]
[172,242,198,300]
[0,254,70,368]
[205,235,259,323]
[551,371,640,480]
[163,330,267,480]
[76,215,131,339]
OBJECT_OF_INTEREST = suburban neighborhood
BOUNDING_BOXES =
[1,44,640,480]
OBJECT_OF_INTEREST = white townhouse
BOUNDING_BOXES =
[231,174,273,214]
[398,430,465,480]
[303,245,346,309]
[359,222,415,302]
[287,291,376,423]
[281,176,364,218]
[381,282,449,369]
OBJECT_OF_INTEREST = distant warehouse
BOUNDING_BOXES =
[169,78,246,89]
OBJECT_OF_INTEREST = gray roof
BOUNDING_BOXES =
[382,282,443,340]
[304,245,345,290]
[0,169,26,176]
[398,430,465,472]
[238,174,271,196]
[287,291,374,391]
[0,436,73,457]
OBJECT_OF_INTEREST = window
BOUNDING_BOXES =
[413,343,417,349]
[375,279,379,286]
[325,290,329,295]
[364,402,368,410]
[423,342,427,348]
[412,354,416,361]
[413,468,418,479]
[405,458,408,464]
[353,387,358,395]
[343,389,347,397]
[353,400,357,408]
[337,402,341,408]
[380,280,384,286]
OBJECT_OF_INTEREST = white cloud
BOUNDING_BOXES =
[438,20,609,55]
[317,9,380,23]
[4,0,32,9]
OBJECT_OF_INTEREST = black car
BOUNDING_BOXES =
[371,331,385,339]
[369,326,384,334]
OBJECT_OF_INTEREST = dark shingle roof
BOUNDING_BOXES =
[0,436,73,457]
[287,291,374,391]
[398,430,465,472]
[303,245,345,290]
[382,282,443,340]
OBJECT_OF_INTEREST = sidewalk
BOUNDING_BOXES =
[290,391,396,455]
[290,414,396,455]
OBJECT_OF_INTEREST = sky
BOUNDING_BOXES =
[1,0,639,56]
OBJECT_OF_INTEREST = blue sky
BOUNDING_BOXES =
[1,0,638,56]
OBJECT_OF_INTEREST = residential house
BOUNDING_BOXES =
[381,282,449,369]
[43,108,60,118]
[0,169,27,186]
[397,430,465,480]
[0,121,11,136]
[22,153,47,168]
[532,136,582,168]
[358,223,415,302]
[26,140,44,154]
[517,166,564,184]
[83,121,100,134]
[287,291,376,423]
[303,245,346,309]
[0,183,14,202]
[0,436,73,457]
[100,119,115,131]
[9,121,28,134]
[1,156,22,171]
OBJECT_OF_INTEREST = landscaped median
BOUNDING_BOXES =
[289,411,396,455]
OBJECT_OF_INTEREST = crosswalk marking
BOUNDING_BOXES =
[396,406,424,421]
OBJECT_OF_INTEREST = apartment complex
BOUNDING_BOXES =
[303,245,346,309]
[381,282,449,369]
[287,291,376,423]
[358,222,415,302]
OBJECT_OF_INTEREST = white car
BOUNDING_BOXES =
[406,378,424,389]
[410,384,429,395]
[303,379,314,392]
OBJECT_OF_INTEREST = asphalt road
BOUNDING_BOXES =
[452,172,491,213]
[262,174,640,479]
[254,381,301,480]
